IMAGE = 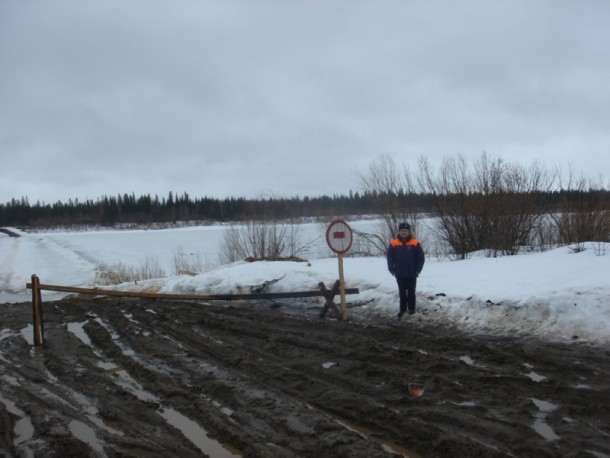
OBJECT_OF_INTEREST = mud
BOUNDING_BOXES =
[1,296,609,457]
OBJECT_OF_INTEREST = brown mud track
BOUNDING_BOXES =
[1,297,609,457]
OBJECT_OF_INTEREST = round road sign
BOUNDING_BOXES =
[326,220,353,255]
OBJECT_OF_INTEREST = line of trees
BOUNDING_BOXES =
[1,191,417,228]
[3,186,607,236]
[2,153,609,260]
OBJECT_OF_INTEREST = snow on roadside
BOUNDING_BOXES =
[2,226,609,345]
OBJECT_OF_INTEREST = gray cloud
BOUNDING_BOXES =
[1,0,608,204]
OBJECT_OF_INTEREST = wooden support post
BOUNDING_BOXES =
[318,280,342,320]
[338,254,347,320]
[31,274,43,346]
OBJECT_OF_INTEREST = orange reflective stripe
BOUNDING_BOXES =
[390,238,419,247]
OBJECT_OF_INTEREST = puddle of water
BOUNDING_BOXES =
[459,355,474,366]
[20,324,34,346]
[98,361,127,375]
[68,321,106,358]
[122,311,139,325]
[68,419,106,455]
[100,361,241,456]
[93,317,136,357]
[93,319,184,378]
[211,399,234,417]
[160,407,241,458]
[70,391,124,436]
[452,401,477,407]
[0,328,17,342]
[532,418,560,441]
[0,396,34,445]
[525,371,546,382]
[67,321,92,346]
[112,370,158,403]
[531,398,558,413]
[530,398,560,441]
[14,416,35,445]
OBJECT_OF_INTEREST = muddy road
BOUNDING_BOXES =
[1,296,609,457]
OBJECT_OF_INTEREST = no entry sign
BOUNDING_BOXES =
[326,219,353,255]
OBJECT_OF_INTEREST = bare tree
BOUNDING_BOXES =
[418,154,479,259]
[551,171,610,249]
[219,218,304,263]
[419,152,556,258]
[358,154,422,253]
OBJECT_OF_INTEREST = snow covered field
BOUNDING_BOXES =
[1,222,609,345]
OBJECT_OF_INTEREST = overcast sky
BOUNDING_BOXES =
[1,0,609,204]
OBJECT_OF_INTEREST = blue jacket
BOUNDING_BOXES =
[387,236,425,278]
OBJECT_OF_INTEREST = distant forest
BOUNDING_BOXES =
[0,191,434,227]
[1,190,608,228]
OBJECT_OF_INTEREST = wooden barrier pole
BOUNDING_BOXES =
[24,282,359,301]
[31,274,43,346]
[23,279,360,346]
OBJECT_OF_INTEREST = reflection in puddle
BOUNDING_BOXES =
[522,363,547,382]
[0,396,35,445]
[20,324,34,346]
[532,418,560,442]
[0,328,18,342]
[68,321,93,346]
[70,391,124,436]
[573,383,592,389]
[530,398,560,441]
[459,355,474,366]
[100,360,241,456]
[453,401,477,407]
[525,371,546,382]
[69,420,106,455]
[160,407,241,458]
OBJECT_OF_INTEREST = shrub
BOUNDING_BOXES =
[96,256,166,285]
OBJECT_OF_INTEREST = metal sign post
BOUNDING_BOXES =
[325,220,353,320]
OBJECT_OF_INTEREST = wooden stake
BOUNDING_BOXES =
[338,254,347,320]
[31,274,43,346]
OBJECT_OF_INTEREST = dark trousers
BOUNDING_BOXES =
[396,277,417,313]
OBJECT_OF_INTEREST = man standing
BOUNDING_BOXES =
[387,222,425,319]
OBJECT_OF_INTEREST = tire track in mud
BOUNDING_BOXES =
[84,300,409,457]
[1,298,610,457]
